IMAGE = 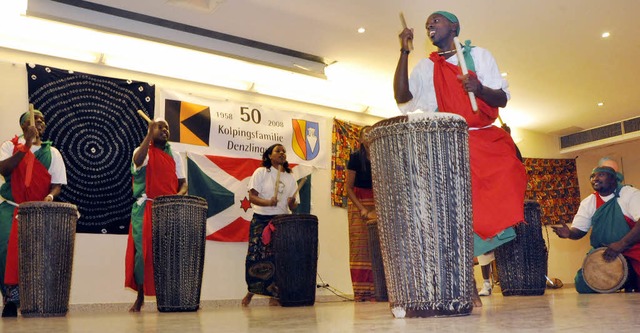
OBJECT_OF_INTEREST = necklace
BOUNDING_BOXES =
[437,49,457,55]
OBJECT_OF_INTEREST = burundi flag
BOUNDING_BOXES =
[165,99,211,146]
[291,119,320,161]
[187,152,313,242]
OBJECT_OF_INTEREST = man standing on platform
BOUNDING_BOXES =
[125,118,187,312]
[0,109,67,317]
[393,11,527,306]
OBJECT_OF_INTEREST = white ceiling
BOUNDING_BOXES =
[47,0,640,136]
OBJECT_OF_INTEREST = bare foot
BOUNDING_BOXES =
[129,287,144,312]
[268,298,280,306]
[241,292,254,307]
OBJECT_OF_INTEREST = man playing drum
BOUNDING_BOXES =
[125,118,188,312]
[0,109,67,317]
[552,162,640,293]
[393,11,527,305]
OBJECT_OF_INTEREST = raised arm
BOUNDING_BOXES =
[394,27,414,104]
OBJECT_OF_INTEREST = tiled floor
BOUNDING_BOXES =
[1,288,639,332]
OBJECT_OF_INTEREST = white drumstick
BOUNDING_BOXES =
[292,176,308,198]
[274,165,282,201]
[453,37,478,113]
[137,110,152,124]
[399,12,413,51]
[28,103,36,127]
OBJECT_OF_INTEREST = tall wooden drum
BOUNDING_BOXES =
[18,201,78,317]
[368,113,474,318]
[152,195,208,312]
[495,200,548,296]
[271,214,318,307]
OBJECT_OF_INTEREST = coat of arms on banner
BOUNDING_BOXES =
[291,119,320,161]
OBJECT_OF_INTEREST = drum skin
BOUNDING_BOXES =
[582,247,628,293]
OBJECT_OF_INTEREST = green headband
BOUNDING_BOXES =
[20,110,44,126]
[591,166,617,178]
[432,10,460,36]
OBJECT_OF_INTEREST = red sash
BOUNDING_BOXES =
[430,53,527,239]
[4,141,52,285]
[124,144,178,295]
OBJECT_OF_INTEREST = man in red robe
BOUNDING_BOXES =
[125,118,187,312]
[0,110,67,317]
[393,11,527,306]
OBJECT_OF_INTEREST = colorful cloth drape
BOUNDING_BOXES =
[523,158,580,225]
[331,119,363,207]
[347,188,375,301]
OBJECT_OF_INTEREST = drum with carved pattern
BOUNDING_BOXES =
[368,113,474,318]
[18,201,78,317]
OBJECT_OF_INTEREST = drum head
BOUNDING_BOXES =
[582,247,628,293]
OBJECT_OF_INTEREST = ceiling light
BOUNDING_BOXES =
[501,72,508,77]
[357,27,366,33]
[597,102,604,107]
[601,32,610,38]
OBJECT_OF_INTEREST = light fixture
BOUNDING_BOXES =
[357,27,366,33]
[597,102,604,107]
[601,32,610,38]
[0,1,394,115]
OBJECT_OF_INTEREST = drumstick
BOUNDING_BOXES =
[137,110,152,124]
[28,104,36,128]
[544,275,555,287]
[453,37,478,113]
[274,165,282,201]
[399,12,413,51]
[291,175,308,198]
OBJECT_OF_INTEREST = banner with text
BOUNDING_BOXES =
[157,89,330,168]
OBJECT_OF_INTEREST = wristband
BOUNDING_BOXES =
[401,48,410,55]
[45,194,54,201]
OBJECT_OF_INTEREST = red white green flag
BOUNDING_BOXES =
[186,152,312,242]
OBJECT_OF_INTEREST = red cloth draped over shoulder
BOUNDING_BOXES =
[430,53,527,239]
[125,144,178,295]
[4,138,52,284]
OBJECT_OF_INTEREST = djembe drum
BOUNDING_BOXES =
[582,247,628,293]
[366,218,388,301]
[18,201,78,317]
[495,200,548,296]
[152,195,207,312]
[368,113,474,318]
[271,214,318,307]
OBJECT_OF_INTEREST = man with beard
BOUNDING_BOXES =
[553,165,640,293]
